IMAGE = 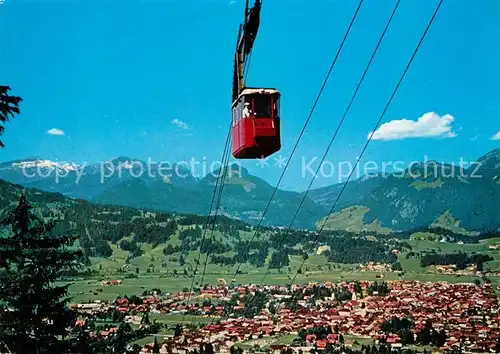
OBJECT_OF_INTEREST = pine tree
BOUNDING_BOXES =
[174,324,183,337]
[0,194,85,353]
[141,312,151,326]
[204,343,215,354]
[72,325,90,354]
[109,322,130,353]
[152,336,160,353]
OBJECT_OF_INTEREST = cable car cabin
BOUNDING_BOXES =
[231,88,281,159]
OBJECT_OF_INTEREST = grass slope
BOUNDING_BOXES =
[316,205,392,234]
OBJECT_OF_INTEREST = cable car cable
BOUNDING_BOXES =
[252,0,402,290]
[190,138,233,325]
[188,0,261,318]
[190,0,262,317]
[226,0,365,286]
[288,0,444,287]
[186,137,231,325]
[181,125,232,324]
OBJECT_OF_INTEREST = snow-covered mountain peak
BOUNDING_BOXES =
[10,159,80,172]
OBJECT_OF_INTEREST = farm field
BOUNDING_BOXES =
[67,270,500,304]
[66,236,500,303]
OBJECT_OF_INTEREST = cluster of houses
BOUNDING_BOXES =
[426,264,500,278]
[430,264,479,276]
[71,280,499,353]
[356,262,393,273]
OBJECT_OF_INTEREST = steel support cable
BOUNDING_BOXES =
[226,0,365,287]
[192,2,259,320]
[181,124,232,324]
[192,4,260,320]
[190,137,232,325]
[185,134,231,325]
[289,0,444,287]
[252,0,402,290]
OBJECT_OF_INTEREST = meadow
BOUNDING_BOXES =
[66,228,500,304]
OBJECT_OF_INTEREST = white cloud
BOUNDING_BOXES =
[171,119,191,130]
[47,128,65,136]
[490,131,500,140]
[368,112,457,141]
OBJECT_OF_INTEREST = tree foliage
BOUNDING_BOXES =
[0,194,85,353]
[0,85,22,148]
[367,281,390,296]
[420,251,493,270]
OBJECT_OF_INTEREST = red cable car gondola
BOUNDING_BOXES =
[231,0,281,159]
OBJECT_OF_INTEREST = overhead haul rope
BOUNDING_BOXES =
[252,0,402,289]
[200,144,232,285]
[226,0,365,288]
[181,124,232,324]
[189,3,264,321]
[189,134,233,325]
[187,0,263,322]
[289,0,444,287]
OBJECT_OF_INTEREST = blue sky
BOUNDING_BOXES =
[1,0,499,191]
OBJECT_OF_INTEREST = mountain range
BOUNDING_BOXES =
[1,149,499,232]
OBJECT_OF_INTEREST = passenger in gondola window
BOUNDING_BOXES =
[242,102,252,118]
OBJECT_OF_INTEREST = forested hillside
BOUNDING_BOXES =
[0,179,411,272]
[0,179,245,264]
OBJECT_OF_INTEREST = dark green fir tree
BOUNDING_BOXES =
[0,194,85,353]
[152,336,160,353]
